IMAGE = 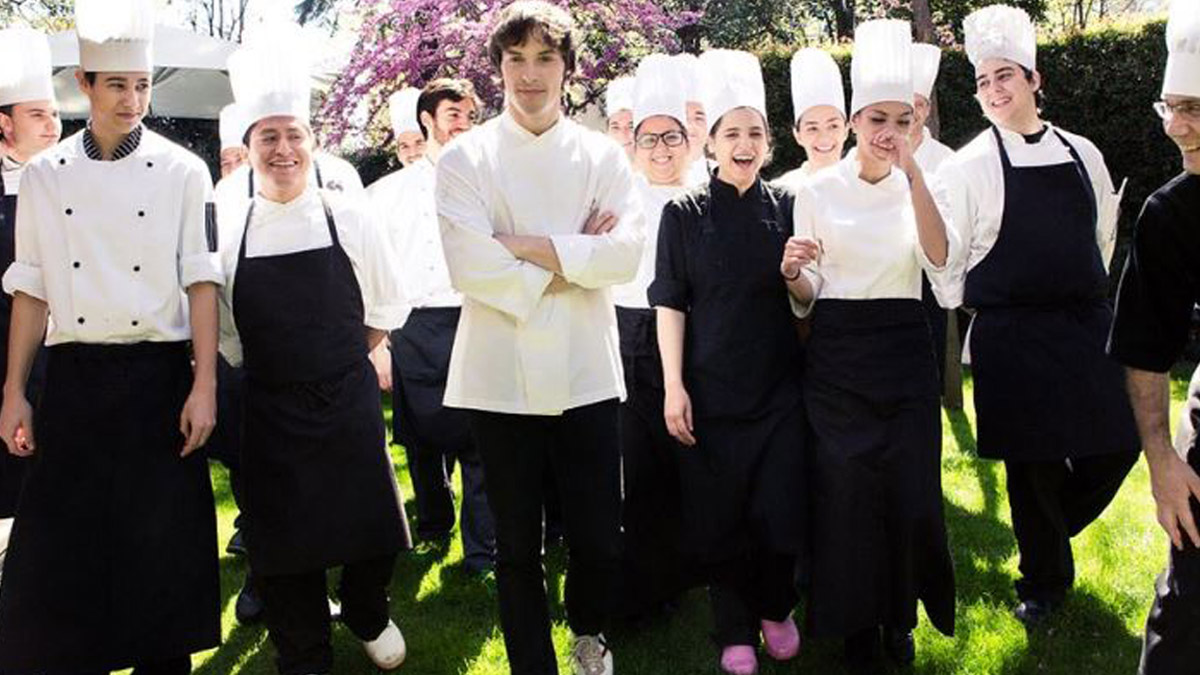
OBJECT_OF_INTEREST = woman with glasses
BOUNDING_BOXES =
[649,50,805,675]
[941,4,1138,627]
[613,54,696,622]
[784,20,958,668]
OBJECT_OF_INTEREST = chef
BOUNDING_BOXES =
[1108,1,1200,672]
[613,53,694,621]
[218,27,411,675]
[387,87,427,169]
[605,76,635,162]
[219,103,249,178]
[673,53,712,186]
[0,26,59,537]
[910,42,955,384]
[366,78,496,573]
[940,4,1138,625]
[435,3,643,673]
[774,47,848,192]
[650,49,804,675]
[784,19,958,668]
[0,1,223,672]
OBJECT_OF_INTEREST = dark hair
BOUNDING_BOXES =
[487,1,577,76]
[1019,66,1045,109]
[709,107,774,167]
[416,78,481,140]
[83,72,97,85]
[0,104,11,143]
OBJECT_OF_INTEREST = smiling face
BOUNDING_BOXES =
[793,104,847,170]
[219,146,248,178]
[708,107,769,191]
[500,29,566,132]
[0,100,61,162]
[634,115,689,186]
[428,97,477,146]
[395,130,427,167]
[248,116,313,202]
[77,71,151,139]
[851,101,913,171]
[974,58,1040,131]
[1163,94,1200,175]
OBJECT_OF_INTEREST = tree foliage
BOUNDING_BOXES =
[317,0,699,147]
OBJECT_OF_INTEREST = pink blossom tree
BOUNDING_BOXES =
[317,0,700,146]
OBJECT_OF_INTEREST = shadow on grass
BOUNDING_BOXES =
[997,589,1143,675]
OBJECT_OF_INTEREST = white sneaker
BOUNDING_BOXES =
[363,619,406,670]
[570,633,613,675]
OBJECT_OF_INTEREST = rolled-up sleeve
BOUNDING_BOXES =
[790,186,821,318]
[3,164,50,301]
[550,147,644,288]
[917,173,963,309]
[178,162,224,289]
[648,202,690,311]
[349,206,410,331]
[436,149,554,323]
[937,161,974,309]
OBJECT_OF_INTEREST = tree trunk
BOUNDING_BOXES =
[830,0,855,40]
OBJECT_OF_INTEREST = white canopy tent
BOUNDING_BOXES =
[48,24,238,120]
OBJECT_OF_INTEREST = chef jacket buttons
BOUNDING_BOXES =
[58,158,66,166]
[133,265,141,272]
[73,261,80,269]
[76,317,85,324]
[146,162,154,168]
[131,320,139,327]
[65,208,73,215]
[138,210,145,217]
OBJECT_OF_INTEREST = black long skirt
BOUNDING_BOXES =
[390,307,471,452]
[242,359,411,577]
[0,342,221,673]
[804,299,956,638]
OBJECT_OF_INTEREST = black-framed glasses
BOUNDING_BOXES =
[1153,100,1200,122]
[635,130,687,150]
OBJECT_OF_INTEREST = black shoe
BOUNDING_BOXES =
[843,625,881,667]
[226,530,247,556]
[1013,597,1061,626]
[883,627,915,665]
[235,581,264,624]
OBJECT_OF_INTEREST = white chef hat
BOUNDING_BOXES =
[698,49,768,133]
[1164,0,1200,98]
[388,87,422,137]
[964,5,1037,72]
[671,53,703,104]
[218,104,247,150]
[605,77,635,117]
[75,0,155,73]
[633,54,688,129]
[850,19,913,115]
[227,23,312,137]
[0,28,56,107]
[790,48,845,125]
[911,43,942,99]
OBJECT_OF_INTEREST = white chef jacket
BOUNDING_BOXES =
[913,128,954,176]
[939,122,1122,308]
[3,129,223,345]
[791,155,960,318]
[773,161,840,194]
[215,186,409,367]
[436,112,645,416]
[613,177,686,309]
[366,157,460,309]
[687,158,711,186]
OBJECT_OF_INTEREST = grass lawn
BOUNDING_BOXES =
[179,370,1190,675]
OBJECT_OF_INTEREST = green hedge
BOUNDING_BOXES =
[760,18,1179,280]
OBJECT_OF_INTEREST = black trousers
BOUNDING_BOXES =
[257,554,396,675]
[207,358,246,528]
[1004,452,1138,602]
[1139,448,1200,675]
[469,400,622,675]
[709,550,797,647]
[405,442,495,569]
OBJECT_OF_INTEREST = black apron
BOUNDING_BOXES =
[0,342,220,673]
[674,183,806,565]
[804,299,956,637]
[965,127,1137,461]
[232,195,410,577]
[390,307,471,452]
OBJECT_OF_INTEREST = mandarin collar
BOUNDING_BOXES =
[709,171,764,203]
